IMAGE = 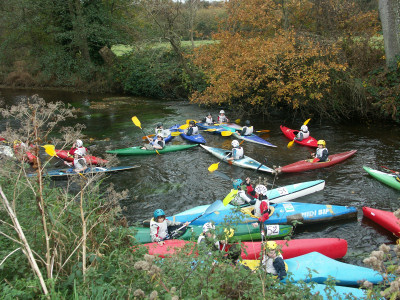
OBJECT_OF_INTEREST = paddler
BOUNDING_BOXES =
[217,110,229,124]
[311,140,329,162]
[155,123,170,139]
[185,120,199,136]
[230,178,253,206]
[294,125,310,142]
[150,209,189,246]
[227,140,244,162]
[261,241,287,280]
[235,120,253,136]
[69,139,88,157]
[141,134,165,150]
[245,178,271,227]
[64,149,88,173]
[204,113,214,125]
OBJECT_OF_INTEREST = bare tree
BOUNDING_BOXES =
[379,0,400,67]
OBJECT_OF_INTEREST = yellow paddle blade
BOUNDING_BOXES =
[256,130,270,133]
[205,129,217,132]
[42,144,57,157]
[287,140,295,149]
[223,189,238,206]
[179,124,189,130]
[235,119,241,124]
[142,134,155,141]
[303,118,311,126]
[208,162,220,173]
[221,131,233,136]
[131,116,142,129]
[170,131,182,136]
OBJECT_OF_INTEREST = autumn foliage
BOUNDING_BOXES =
[189,0,379,118]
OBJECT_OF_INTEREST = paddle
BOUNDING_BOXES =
[170,131,182,136]
[255,130,270,133]
[42,145,86,178]
[142,134,156,141]
[131,116,160,155]
[171,200,223,237]
[287,118,311,149]
[381,166,399,174]
[235,119,241,124]
[223,190,238,206]
[208,140,245,173]
[221,131,233,137]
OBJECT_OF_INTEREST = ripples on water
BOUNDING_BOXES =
[1,89,400,265]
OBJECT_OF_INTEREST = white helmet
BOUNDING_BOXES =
[220,110,225,114]
[255,185,268,196]
[231,140,239,147]
[202,222,215,233]
[300,125,308,132]
[76,139,83,147]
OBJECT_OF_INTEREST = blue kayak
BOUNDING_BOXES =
[201,145,275,173]
[178,129,206,144]
[27,165,140,178]
[219,125,277,148]
[167,201,357,226]
[304,283,367,300]
[242,252,384,286]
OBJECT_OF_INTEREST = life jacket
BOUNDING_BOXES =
[262,253,284,275]
[232,147,244,160]
[218,115,228,123]
[242,126,254,136]
[150,218,169,242]
[315,147,328,162]
[253,199,269,218]
[205,116,213,124]
[73,157,87,170]
[231,190,252,206]
[152,139,165,149]
[197,234,221,251]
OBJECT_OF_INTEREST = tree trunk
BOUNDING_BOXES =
[379,0,400,67]
[68,0,91,63]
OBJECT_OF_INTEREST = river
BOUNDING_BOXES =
[1,88,399,266]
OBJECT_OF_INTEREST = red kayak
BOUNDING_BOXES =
[141,238,347,259]
[280,125,318,148]
[55,149,108,165]
[362,207,400,238]
[276,150,357,173]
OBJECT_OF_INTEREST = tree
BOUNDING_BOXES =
[379,0,400,67]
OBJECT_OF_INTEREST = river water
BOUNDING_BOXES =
[1,88,399,266]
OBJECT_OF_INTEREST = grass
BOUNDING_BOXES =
[111,40,217,56]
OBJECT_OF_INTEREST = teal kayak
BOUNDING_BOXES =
[27,165,140,178]
[200,145,275,173]
[130,223,293,244]
[363,166,400,190]
[106,144,198,156]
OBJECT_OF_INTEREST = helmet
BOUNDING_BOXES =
[156,122,163,128]
[300,125,308,132]
[207,112,211,116]
[189,120,195,125]
[266,241,278,250]
[317,140,326,147]
[220,110,225,114]
[255,185,268,196]
[153,209,165,219]
[232,178,243,189]
[76,139,83,147]
[202,222,215,233]
[231,140,239,147]
[245,120,250,126]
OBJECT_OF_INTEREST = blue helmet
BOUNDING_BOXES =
[154,209,165,219]
[232,179,243,189]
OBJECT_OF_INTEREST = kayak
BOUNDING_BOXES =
[142,238,347,260]
[225,180,325,204]
[363,166,400,190]
[362,207,400,237]
[106,144,198,156]
[242,251,385,286]
[130,223,293,244]
[165,201,357,226]
[196,123,242,135]
[276,150,357,173]
[232,132,276,148]
[27,165,140,178]
[178,129,206,144]
[200,145,275,174]
[303,283,367,300]
[55,149,108,165]
[280,125,318,148]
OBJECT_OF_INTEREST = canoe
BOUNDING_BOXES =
[363,166,400,190]
[130,223,293,244]
[55,149,108,165]
[27,165,140,178]
[142,238,347,260]
[225,180,325,205]
[106,144,198,156]
[280,125,318,148]
[200,144,275,174]
[165,201,357,226]
[178,129,206,144]
[276,150,357,173]
[242,252,385,286]
[362,207,400,237]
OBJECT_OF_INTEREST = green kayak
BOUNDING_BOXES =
[106,144,198,156]
[363,166,400,190]
[130,223,293,244]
